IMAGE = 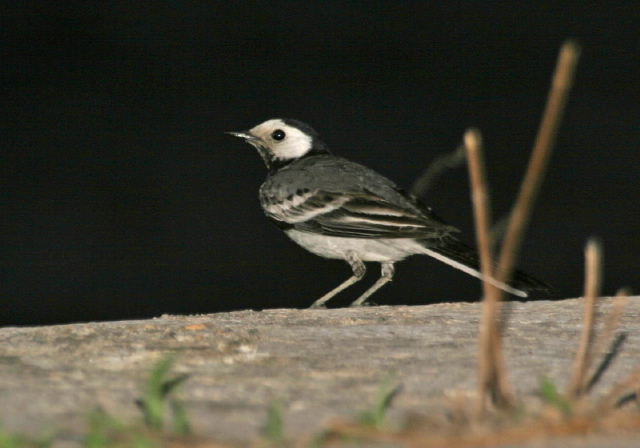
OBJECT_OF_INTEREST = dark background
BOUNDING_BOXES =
[2,2,638,327]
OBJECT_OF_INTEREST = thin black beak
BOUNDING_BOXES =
[225,131,261,143]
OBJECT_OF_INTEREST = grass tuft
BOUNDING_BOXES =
[261,400,285,444]
[136,355,191,434]
[358,375,402,430]
[540,377,572,416]
[0,426,51,448]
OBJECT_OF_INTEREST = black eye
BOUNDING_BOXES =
[271,129,286,141]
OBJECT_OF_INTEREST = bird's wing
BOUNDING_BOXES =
[262,188,457,239]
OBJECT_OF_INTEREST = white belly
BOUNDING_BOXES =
[285,229,423,262]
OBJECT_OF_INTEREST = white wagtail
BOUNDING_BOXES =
[227,118,549,308]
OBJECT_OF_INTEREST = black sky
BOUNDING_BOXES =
[2,2,639,326]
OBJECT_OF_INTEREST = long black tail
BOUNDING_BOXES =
[418,236,551,297]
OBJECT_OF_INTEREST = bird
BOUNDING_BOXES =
[227,118,549,308]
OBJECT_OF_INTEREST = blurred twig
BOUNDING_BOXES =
[411,143,466,198]
[599,367,640,411]
[566,237,603,399]
[490,214,510,251]
[587,289,630,393]
[493,40,581,292]
[588,332,627,394]
[464,129,514,412]
[470,40,581,414]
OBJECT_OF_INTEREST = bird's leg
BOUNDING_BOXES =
[349,262,395,307]
[309,251,366,309]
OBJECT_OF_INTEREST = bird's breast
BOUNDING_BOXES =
[284,229,422,262]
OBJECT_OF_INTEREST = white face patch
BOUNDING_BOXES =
[248,119,313,161]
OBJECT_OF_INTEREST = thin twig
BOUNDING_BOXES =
[586,289,631,392]
[465,129,513,412]
[472,39,581,412]
[598,367,640,411]
[566,237,603,399]
[411,143,466,198]
[464,129,494,294]
[494,40,581,291]
[592,289,631,358]
[587,332,627,394]
[489,214,510,252]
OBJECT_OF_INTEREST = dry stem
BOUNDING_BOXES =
[464,129,513,412]
[494,40,581,290]
[599,367,640,411]
[566,237,603,398]
[468,40,581,413]
[587,289,630,392]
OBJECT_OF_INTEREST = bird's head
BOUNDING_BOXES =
[227,118,329,171]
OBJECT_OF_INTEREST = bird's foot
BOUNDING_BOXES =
[308,303,327,310]
[349,301,375,308]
